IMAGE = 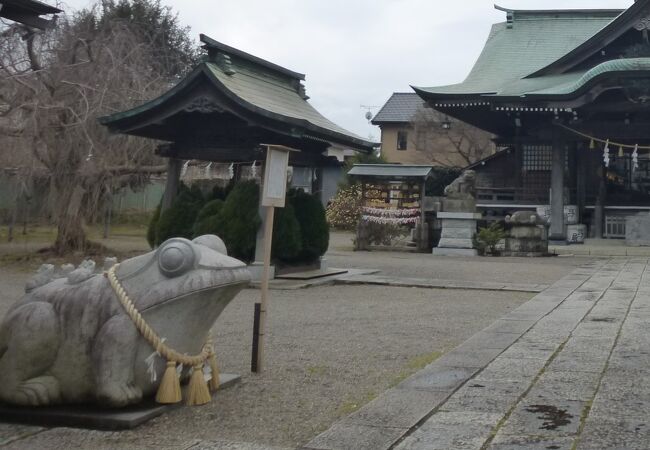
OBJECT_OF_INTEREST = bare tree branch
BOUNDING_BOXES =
[410,106,494,168]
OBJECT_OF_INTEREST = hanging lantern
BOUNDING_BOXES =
[589,139,595,150]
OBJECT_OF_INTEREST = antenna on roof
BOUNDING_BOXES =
[361,105,378,123]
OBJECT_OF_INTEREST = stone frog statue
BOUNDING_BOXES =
[0,235,250,407]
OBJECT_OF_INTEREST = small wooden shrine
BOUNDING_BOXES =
[348,164,433,251]
[101,35,376,212]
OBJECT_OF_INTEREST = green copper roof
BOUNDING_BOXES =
[414,5,624,100]
[100,36,376,151]
[204,63,363,141]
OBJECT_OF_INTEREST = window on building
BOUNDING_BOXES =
[397,131,408,151]
[522,144,553,171]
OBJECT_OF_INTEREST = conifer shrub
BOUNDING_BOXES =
[288,188,329,263]
[271,203,302,262]
[212,180,261,262]
[147,203,161,248]
[192,199,224,237]
[154,184,205,246]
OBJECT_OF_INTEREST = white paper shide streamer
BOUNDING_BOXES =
[362,207,419,225]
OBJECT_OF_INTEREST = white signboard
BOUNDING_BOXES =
[261,145,294,207]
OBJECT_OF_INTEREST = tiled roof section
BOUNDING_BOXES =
[371,93,425,124]
[414,7,621,98]
[348,164,433,179]
[206,62,370,143]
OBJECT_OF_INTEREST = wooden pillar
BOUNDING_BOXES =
[549,138,566,243]
[161,158,182,211]
[594,165,607,239]
[254,164,267,264]
[418,180,427,251]
[576,142,586,224]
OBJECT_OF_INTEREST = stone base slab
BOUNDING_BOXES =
[248,263,276,282]
[0,373,240,430]
[626,213,650,246]
[432,248,478,257]
[438,238,474,249]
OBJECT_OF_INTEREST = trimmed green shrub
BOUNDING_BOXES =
[155,184,204,246]
[211,180,235,201]
[272,203,302,262]
[192,199,224,237]
[147,203,161,248]
[288,189,329,263]
[213,180,261,262]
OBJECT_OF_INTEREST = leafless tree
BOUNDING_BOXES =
[0,8,173,254]
[409,106,494,168]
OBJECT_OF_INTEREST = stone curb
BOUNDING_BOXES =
[334,275,548,293]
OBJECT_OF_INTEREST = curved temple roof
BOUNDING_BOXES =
[100,36,376,153]
[414,2,650,103]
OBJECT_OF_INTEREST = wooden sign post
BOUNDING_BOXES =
[253,144,297,373]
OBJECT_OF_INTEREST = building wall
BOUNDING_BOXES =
[379,123,494,168]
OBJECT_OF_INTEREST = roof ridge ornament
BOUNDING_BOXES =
[634,16,650,31]
[215,52,236,76]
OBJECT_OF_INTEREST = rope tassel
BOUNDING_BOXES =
[156,361,182,404]
[186,365,212,406]
[208,352,220,392]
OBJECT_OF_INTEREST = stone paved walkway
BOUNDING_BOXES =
[303,258,650,450]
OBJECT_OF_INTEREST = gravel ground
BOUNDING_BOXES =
[326,231,598,285]
[0,268,530,449]
[0,230,590,449]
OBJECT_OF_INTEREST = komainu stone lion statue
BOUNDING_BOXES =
[0,235,250,407]
[444,170,476,199]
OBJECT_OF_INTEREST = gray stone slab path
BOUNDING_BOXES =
[303,258,650,450]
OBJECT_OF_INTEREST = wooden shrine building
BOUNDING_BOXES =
[100,34,376,212]
[414,2,650,242]
[0,0,61,29]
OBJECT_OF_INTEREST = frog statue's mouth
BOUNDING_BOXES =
[114,235,251,313]
[112,235,250,355]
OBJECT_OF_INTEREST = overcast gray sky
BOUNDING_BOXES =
[63,0,634,141]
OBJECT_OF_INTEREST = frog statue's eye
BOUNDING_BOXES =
[157,239,196,277]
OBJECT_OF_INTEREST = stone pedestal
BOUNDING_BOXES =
[626,213,650,246]
[504,225,548,256]
[432,212,481,257]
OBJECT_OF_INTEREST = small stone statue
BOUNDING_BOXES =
[0,235,250,408]
[504,211,548,256]
[505,211,547,226]
[444,170,476,200]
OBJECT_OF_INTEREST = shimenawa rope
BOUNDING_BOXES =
[106,264,220,405]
